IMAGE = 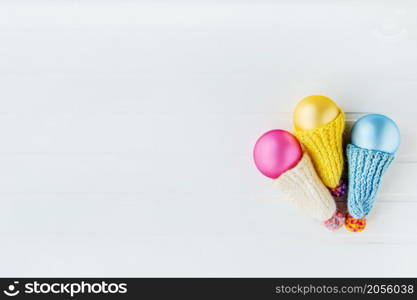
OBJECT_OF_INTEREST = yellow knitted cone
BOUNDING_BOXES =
[293,95,346,196]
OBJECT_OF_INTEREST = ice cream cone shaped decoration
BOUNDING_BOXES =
[293,95,346,196]
[345,114,400,232]
[253,130,345,230]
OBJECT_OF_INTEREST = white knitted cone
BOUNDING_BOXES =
[274,152,336,221]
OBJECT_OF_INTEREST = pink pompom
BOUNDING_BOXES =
[323,210,346,230]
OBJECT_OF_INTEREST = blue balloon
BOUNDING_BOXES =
[351,114,400,154]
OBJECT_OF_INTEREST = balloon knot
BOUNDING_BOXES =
[323,210,346,230]
[344,214,367,232]
[329,180,347,197]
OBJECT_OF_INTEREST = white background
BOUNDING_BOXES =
[1,0,417,277]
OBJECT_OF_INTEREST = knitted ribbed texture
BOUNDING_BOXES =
[274,152,336,221]
[294,110,345,189]
[347,144,395,219]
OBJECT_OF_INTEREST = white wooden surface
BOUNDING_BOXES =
[1,0,417,277]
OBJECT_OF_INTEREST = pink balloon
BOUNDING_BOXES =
[253,130,303,179]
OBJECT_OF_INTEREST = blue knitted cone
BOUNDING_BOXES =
[347,144,395,219]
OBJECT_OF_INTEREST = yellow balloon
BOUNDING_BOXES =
[293,95,340,130]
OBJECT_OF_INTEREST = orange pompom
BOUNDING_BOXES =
[344,214,366,232]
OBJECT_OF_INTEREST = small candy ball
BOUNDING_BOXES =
[351,114,400,154]
[253,130,302,179]
[344,214,367,232]
[293,95,340,130]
